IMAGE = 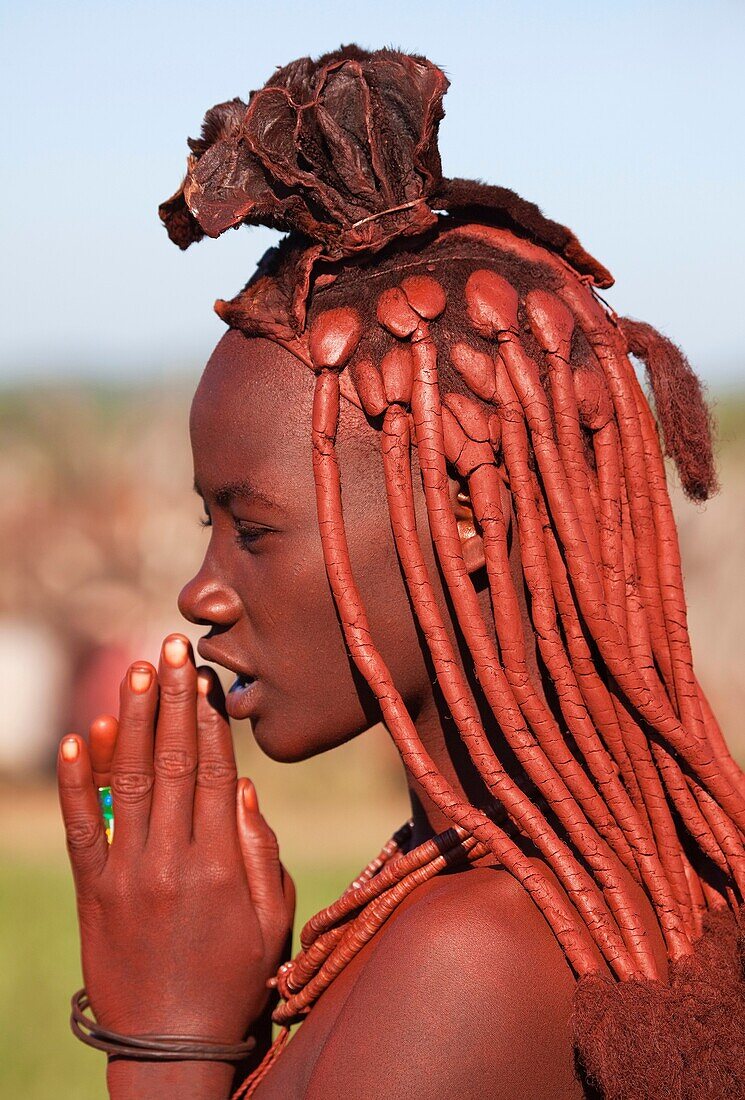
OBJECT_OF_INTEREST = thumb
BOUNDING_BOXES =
[236,779,287,940]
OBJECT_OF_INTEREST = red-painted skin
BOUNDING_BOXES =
[58,330,667,1098]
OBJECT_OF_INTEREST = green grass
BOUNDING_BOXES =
[0,859,98,1098]
[0,856,358,1099]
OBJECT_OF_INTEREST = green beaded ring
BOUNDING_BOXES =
[97,786,114,844]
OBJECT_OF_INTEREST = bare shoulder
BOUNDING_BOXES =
[304,863,584,1100]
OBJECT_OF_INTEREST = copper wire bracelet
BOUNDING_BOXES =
[70,989,257,1062]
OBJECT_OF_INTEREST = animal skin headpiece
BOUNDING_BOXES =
[161,45,744,1100]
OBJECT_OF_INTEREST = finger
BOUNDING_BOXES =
[89,714,118,788]
[148,634,198,846]
[236,779,286,943]
[192,667,238,843]
[110,662,157,851]
[57,735,108,897]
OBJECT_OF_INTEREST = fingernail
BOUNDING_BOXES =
[61,737,79,762]
[163,635,189,668]
[197,670,212,696]
[242,780,259,813]
[129,665,153,694]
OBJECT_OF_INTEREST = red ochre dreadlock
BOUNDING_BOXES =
[160,44,745,1099]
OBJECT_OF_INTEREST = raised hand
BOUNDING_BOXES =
[57,634,294,1088]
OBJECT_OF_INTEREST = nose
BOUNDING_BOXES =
[178,562,242,628]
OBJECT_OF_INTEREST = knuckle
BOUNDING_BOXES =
[111,769,154,804]
[119,709,153,737]
[58,772,84,794]
[202,860,237,892]
[65,814,102,853]
[158,682,194,708]
[196,758,237,788]
[251,832,280,863]
[154,749,198,781]
[142,862,180,902]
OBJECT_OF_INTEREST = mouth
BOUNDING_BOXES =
[196,639,261,720]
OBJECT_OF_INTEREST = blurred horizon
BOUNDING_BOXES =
[3,0,744,388]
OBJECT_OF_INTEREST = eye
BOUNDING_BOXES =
[233,519,270,552]
[199,513,212,528]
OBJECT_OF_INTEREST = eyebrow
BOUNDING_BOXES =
[193,479,280,511]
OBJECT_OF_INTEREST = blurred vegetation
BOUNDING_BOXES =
[713,392,745,454]
[1,379,743,1097]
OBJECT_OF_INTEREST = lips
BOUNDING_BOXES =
[196,638,261,719]
[197,637,254,678]
[225,675,260,720]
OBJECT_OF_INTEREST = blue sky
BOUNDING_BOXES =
[2,1,743,386]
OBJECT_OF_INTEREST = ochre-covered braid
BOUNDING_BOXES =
[305,313,601,977]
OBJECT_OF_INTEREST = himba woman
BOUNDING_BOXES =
[58,45,745,1099]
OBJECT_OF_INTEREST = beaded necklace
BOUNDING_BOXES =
[232,822,485,1098]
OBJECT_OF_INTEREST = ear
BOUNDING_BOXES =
[447,471,486,575]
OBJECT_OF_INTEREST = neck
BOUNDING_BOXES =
[405,688,495,848]
[402,505,538,849]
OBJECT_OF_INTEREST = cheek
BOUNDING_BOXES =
[244,533,378,761]
[343,483,431,713]
[247,491,431,762]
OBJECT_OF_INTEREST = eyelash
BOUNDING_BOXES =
[234,523,268,550]
[199,514,269,551]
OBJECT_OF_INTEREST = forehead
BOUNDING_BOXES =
[193,330,313,439]
[189,329,376,501]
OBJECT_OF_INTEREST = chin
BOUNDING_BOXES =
[249,715,368,764]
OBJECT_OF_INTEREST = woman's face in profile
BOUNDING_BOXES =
[178,329,434,762]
